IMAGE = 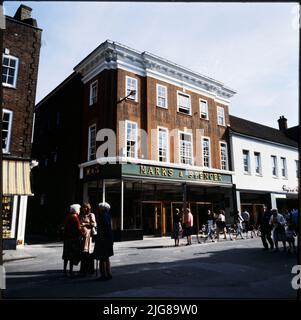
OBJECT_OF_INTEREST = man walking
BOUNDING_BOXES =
[184,208,194,245]
[258,206,274,251]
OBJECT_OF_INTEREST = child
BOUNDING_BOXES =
[286,224,297,253]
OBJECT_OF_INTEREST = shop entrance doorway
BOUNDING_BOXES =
[142,201,213,237]
[142,202,162,236]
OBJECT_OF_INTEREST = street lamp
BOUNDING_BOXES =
[117,90,136,103]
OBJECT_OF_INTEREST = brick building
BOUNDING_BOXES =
[2,5,42,248]
[32,40,237,241]
[29,73,83,237]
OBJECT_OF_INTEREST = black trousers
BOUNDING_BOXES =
[261,230,274,249]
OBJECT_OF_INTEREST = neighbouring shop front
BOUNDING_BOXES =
[2,159,33,249]
[80,162,234,241]
[236,188,299,227]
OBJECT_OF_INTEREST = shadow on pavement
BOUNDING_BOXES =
[3,245,298,299]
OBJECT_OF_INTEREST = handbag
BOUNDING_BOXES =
[91,226,97,236]
[89,213,97,236]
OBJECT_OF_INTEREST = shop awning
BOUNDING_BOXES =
[2,160,33,196]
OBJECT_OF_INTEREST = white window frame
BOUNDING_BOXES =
[157,126,169,162]
[295,160,299,179]
[2,54,19,88]
[219,141,228,170]
[254,152,262,175]
[177,91,192,115]
[156,84,168,109]
[125,76,138,102]
[89,80,98,106]
[179,131,193,165]
[125,120,138,158]
[202,136,211,168]
[280,157,287,178]
[88,124,96,161]
[2,109,13,154]
[271,155,278,177]
[217,106,225,126]
[200,99,209,120]
[243,150,250,173]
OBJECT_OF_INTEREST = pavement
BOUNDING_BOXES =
[3,250,36,263]
[2,235,299,299]
[2,234,201,262]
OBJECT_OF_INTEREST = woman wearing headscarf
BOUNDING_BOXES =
[93,202,114,281]
[62,204,83,277]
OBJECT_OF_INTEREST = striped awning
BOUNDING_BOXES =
[2,160,33,195]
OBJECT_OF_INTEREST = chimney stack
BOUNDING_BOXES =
[13,5,37,27]
[278,115,288,131]
[14,5,32,21]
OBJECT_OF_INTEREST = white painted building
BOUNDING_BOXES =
[229,115,299,223]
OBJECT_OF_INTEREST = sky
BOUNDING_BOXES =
[4,1,299,129]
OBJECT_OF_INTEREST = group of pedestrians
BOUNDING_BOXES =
[258,207,298,253]
[172,208,232,246]
[204,209,253,242]
[172,206,298,252]
[62,202,114,280]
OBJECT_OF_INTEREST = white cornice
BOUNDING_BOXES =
[74,40,236,101]
[145,68,230,104]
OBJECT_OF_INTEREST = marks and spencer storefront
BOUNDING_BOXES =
[80,161,234,241]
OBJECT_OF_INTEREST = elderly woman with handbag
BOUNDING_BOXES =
[79,203,97,276]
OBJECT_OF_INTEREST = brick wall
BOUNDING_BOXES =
[81,69,117,162]
[115,70,230,169]
[3,17,42,159]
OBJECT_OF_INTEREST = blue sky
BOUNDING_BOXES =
[4,1,299,128]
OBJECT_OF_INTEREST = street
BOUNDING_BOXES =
[3,236,298,299]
